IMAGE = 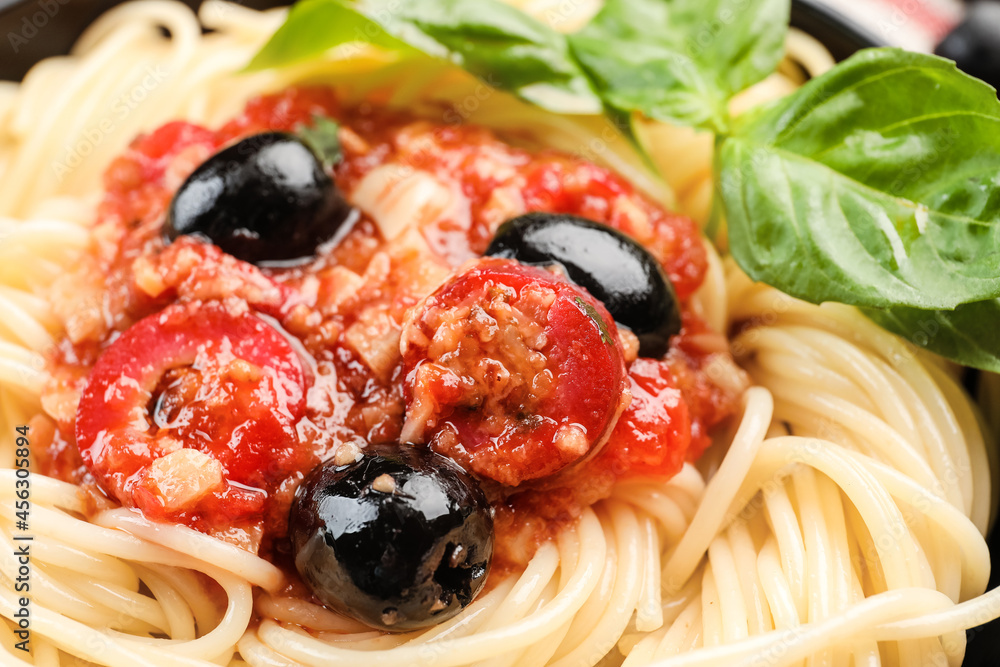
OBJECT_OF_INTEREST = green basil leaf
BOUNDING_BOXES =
[569,34,727,130]
[249,0,791,131]
[362,0,603,114]
[864,301,1000,373]
[251,0,603,114]
[677,0,791,96]
[567,0,788,132]
[720,48,1000,310]
[246,0,411,71]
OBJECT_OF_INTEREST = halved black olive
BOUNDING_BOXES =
[485,212,681,358]
[165,132,353,264]
[289,445,494,631]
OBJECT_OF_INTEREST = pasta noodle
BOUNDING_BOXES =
[0,2,998,666]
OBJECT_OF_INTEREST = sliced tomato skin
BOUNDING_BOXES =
[401,258,629,486]
[598,358,692,479]
[75,301,308,527]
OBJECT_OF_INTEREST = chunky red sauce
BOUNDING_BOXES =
[40,87,743,564]
[400,258,629,487]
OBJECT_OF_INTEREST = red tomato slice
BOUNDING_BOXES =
[75,301,308,528]
[597,358,693,479]
[400,258,629,486]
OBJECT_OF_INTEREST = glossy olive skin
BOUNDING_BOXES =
[485,212,681,358]
[289,445,494,631]
[165,132,353,264]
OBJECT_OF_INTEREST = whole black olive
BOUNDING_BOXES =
[935,1,1000,91]
[485,212,681,358]
[165,132,354,264]
[289,445,494,631]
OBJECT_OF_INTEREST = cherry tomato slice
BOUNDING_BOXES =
[75,301,308,529]
[400,258,629,486]
[597,358,693,479]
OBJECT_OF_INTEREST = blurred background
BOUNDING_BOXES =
[821,0,963,52]
[818,0,1000,88]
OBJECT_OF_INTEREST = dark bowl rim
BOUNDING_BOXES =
[790,0,888,53]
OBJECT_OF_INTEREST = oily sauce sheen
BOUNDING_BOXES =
[40,87,742,567]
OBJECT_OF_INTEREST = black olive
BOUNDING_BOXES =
[289,445,494,631]
[485,212,681,358]
[935,1,1000,91]
[165,132,354,264]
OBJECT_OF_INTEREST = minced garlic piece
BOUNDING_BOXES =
[145,449,224,512]
[225,358,263,383]
[618,329,640,363]
[133,256,167,298]
[371,473,397,494]
[554,424,589,457]
[333,442,362,466]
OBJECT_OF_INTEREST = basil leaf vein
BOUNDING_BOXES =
[567,0,788,128]
[249,0,604,114]
[720,48,1000,310]
[565,0,788,132]
[249,0,789,130]
[363,0,604,113]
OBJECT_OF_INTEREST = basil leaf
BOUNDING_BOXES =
[246,0,411,71]
[720,48,1000,310]
[250,0,603,114]
[249,0,790,131]
[362,0,603,114]
[299,116,343,170]
[864,301,1000,373]
[569,34,727,130]
[568,0,788,131]
[676,0,790,96]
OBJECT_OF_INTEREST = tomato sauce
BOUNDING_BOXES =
[41,87,744,563]
[400,258,629,487]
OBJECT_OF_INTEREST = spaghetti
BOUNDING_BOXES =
[0,2,997,666]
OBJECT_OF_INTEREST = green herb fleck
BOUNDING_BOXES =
[298,115,343,170]
[575,297,613,345]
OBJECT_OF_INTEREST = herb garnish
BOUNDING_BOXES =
[298,115,343,170]
[250,0,1000,372]
[574,297,615,345]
